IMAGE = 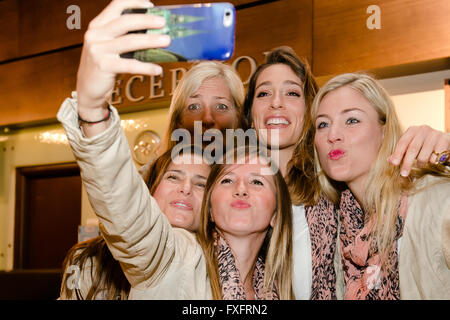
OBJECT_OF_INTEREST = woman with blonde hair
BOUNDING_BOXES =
[311,72,450,299]
[163,60,245,150]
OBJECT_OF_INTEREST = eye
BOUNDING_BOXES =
[316,121,328,129]
[187,104,201,111]
[215,104,229,111]
[287,91,301,97]
[346,117,360,125]
[250,179,264,186]
[194,179,206,188]
[256,91,269,98]
[220,177,233,184]
[167,174,179,181]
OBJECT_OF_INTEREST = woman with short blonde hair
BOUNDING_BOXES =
[162,60,245,151]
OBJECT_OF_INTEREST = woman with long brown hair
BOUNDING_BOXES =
[59,145,210,299]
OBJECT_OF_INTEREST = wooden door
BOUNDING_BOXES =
[14,163,81,269]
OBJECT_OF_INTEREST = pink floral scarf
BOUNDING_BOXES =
[213,233,279,300]
[306,196,339,300]
[339,189,408,300]
[307,191,407,300]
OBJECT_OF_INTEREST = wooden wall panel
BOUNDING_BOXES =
[0,48,80,126]
[0,0,110,62]
[313,0,450,77]
[0,0,19,61]
[0,0,313,127]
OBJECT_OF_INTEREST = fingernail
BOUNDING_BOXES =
[160,34,171,44]
[401,170,408,177]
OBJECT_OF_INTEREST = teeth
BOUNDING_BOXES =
[174,202,189,208]
[266,118,289,125]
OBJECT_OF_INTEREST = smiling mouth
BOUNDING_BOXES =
[265,117,290,128]
[170,201,193,210]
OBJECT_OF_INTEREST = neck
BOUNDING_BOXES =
[347,176,368,206]
[270,145,295,178]
[218,230,267,291]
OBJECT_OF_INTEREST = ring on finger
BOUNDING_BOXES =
[434,150,450,165]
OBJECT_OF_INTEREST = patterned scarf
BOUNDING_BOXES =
[339,189,408,300]
[306,195,339,300]
[213,233,279,300]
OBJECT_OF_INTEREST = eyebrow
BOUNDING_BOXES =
[165,169,207,180]
[316,107,366,119]
[255,80,302,90]
[222,171,270,181]
[189,94,231,102]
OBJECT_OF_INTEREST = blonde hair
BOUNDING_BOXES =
[196,146,294,299]
[311,73,406,269]
[161,61,245,152]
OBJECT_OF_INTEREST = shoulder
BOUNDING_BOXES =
[409,175,450,206]
[173,228,204,260]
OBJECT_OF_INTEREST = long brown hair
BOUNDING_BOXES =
[60,146,205,299]
[242,46,320,205]
[196,145,294,299]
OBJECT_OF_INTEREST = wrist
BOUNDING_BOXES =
[78,105,112,125]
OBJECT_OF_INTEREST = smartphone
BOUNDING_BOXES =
[120,3,236,63]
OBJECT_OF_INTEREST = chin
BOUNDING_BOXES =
[324,166,351,183]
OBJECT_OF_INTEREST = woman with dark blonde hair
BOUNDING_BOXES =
[59,145,210,299]
[311,72,450,299]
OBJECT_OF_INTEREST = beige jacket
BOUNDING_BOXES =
[335,175,450,299]
[58,96,212,299]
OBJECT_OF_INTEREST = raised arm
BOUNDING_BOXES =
[58,100,177,288]
[75,0,169,137]
[57,0,178,289]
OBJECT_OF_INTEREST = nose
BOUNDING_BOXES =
[178,180,192,196]
[270,91,283,109]
[233,179,248,198]
[201,107,215,129]
[327,123,343,144]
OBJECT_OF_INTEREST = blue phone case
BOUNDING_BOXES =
[121,3,236,62]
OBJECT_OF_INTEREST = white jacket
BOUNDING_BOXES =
[58,95,212,299]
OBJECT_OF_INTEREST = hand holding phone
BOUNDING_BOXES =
[75,0,170,138]
[121,2,236,63]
